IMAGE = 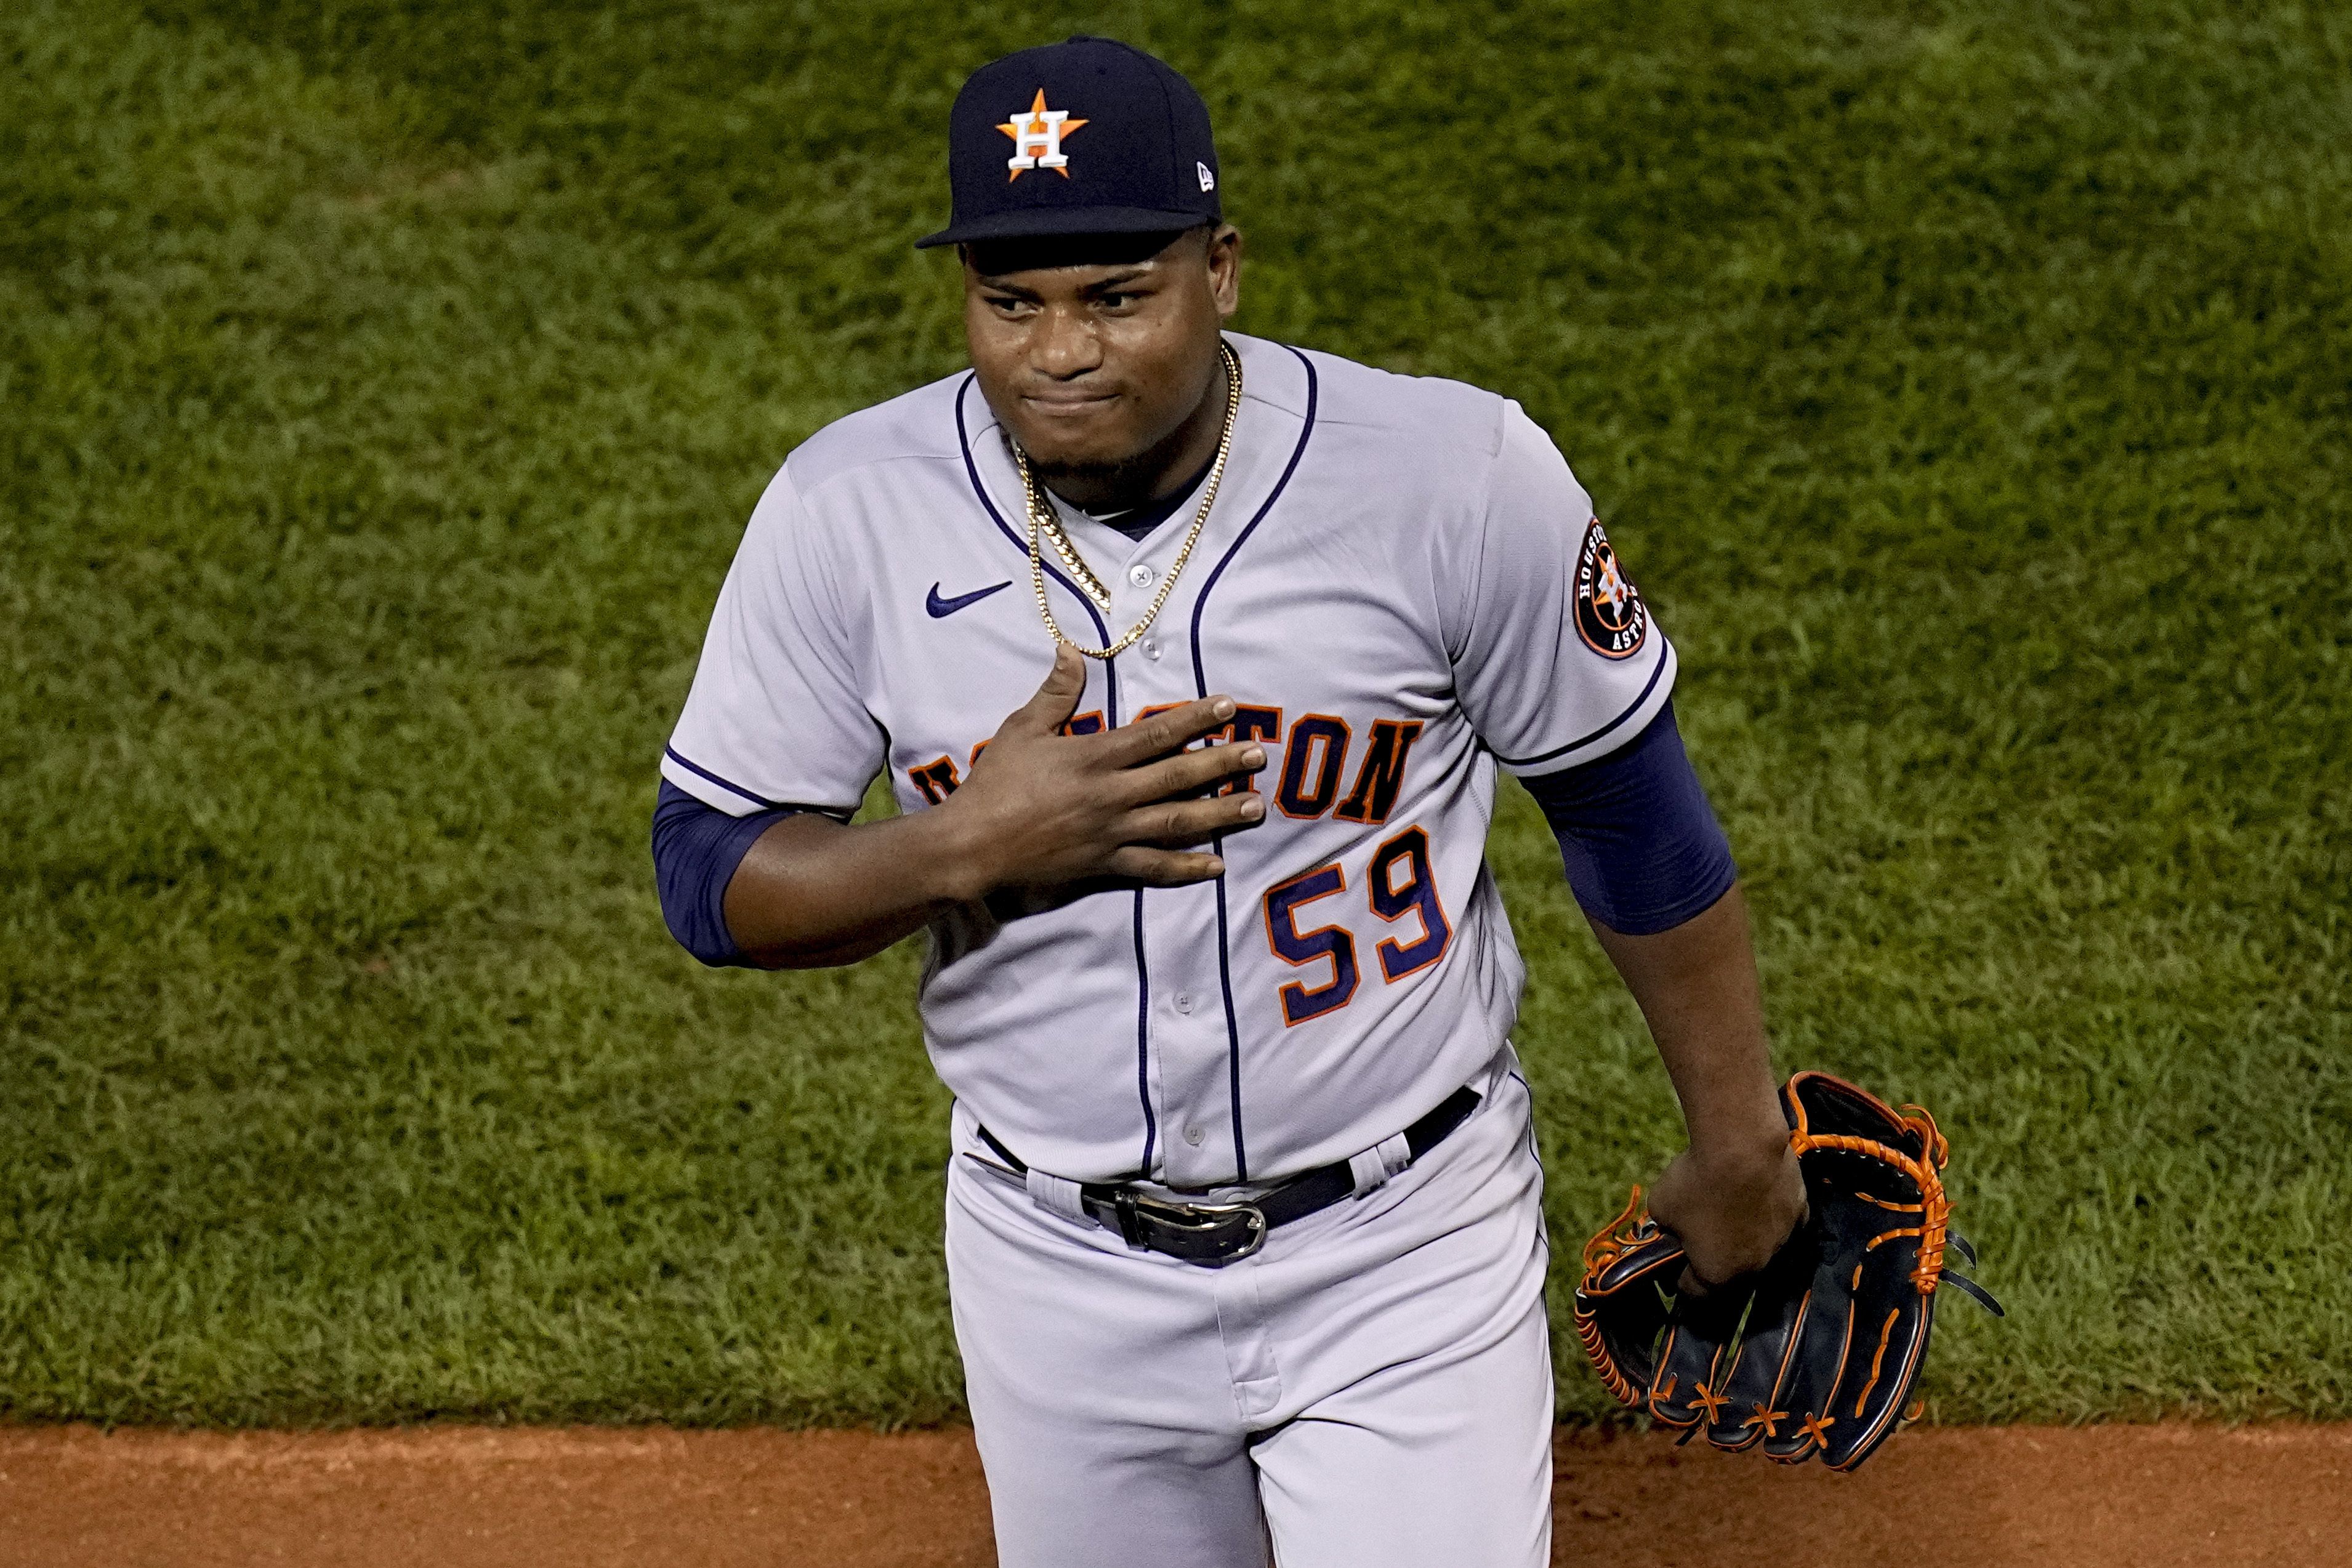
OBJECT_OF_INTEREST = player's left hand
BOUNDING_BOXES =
[1645,1136,1807,1296]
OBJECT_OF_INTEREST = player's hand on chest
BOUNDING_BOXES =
[909,645,1273,903]
[892,631,1467,1026]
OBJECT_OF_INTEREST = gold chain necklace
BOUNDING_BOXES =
[1013,341,1242,661]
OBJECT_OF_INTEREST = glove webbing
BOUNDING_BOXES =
[1788,1098,1950,1295]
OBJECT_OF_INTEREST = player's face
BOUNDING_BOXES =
[962,226,1241,489]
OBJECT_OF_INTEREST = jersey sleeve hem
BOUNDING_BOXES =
[1489,639,1678,776]
[660,745,783,816]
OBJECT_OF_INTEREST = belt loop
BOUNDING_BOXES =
[1025,1166,1090,1224]
[1346,1131,1416,1198]
[1111,1190,1149,1248]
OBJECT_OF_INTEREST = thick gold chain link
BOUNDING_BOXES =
[1013,342,1242,662]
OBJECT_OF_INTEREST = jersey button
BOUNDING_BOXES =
[1142,639,1162,661]
[1174,992,1193,1015]
[1184,1126,1205,1147]
[1127,563,1155,588]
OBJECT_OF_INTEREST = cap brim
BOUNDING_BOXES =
[914,204,1214,249]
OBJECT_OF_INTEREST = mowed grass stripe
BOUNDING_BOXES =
[1,0,2345,1425]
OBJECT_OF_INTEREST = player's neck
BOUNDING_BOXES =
[1036,355,1231,515]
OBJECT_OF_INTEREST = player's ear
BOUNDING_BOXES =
[1205,223,1241,319]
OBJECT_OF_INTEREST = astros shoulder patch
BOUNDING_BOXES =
[1573,519,1649,660]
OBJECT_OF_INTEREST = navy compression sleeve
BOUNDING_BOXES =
[1519,699,1737,936]
[651,779,795,967]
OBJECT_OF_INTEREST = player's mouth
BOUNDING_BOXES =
[1020,389,1122,417]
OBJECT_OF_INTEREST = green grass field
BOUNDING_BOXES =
[4,0,2346,1428]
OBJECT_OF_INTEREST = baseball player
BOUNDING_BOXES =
[653,36,1804,1568]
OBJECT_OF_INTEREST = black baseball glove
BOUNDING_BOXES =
[1574,1072,2002,1471]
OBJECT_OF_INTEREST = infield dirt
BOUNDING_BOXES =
[0,1422,2337,1567]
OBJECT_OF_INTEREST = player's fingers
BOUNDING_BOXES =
[1120,740,1267,803]
[1101,695,1235,763]
[1105,846,1227,886]
[1675,1261,1749,1299]
[1004,645,1089,734]
[1119,794,1266,847]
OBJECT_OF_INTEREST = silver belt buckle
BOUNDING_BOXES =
[1121,1192,1268,1265]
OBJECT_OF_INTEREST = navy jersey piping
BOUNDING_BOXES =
[1129,892,1153,1178]
[956,374,1156,1175]
[1490,649,1672,770]
[1187,344,1321,1184]
[663,745,781,811]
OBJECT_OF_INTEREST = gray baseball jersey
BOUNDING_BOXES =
[661,331,1675,1188]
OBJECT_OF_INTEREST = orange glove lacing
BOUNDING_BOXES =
[1787,1100,1953,1295]
[1573,1186,1656,1407]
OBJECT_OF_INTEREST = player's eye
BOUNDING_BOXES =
[985,294,1036,316]
[1095,292,1137,311]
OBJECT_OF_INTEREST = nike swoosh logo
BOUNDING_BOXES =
[927,580,1013,619]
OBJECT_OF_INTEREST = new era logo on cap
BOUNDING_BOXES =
[916,36,1222,249]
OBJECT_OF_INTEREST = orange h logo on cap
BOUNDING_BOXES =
[1001,89,1089,179]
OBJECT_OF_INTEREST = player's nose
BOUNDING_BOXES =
[1029,302,1105,379]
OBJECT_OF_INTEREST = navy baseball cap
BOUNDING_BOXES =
[915,36,1222,249]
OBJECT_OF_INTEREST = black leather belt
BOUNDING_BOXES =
[973,1085,1482,1268]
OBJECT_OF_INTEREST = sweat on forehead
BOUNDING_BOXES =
[963,225,1207,279]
